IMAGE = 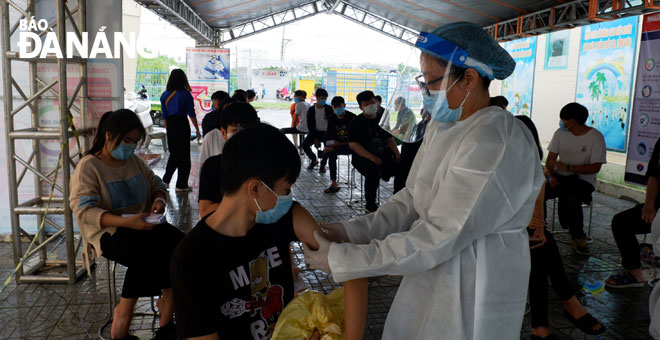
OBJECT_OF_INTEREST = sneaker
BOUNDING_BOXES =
[151,322,176,340]
[319,165,326,173]
[307,160,319,170]
[571,238,591,255]
[365,203,379,213]
[175,186,192,192]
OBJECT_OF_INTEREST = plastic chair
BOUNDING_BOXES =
[98,260,159,340]
[138,110,168,152]
[550,198,593,243]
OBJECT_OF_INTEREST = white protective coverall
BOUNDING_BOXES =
[649,214,660,339]
[327,106,545,339]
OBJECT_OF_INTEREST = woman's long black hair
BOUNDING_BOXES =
[166,68,191,92]
[515,115,543,160]
[85,109,146,156]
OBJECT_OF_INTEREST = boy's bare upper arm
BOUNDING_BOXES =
[292,204,324,250]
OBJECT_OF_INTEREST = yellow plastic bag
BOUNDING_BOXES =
[271,288,345,340]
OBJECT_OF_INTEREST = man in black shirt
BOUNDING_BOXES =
[323,96,357,193]
[201,91,231,136]
[349,91,400,212]
[607,137,660,288]
[198,102,259,218]
[303,88,333,172]
[172,124,325,340]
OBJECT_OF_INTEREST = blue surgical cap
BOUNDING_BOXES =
[415,22,515,80]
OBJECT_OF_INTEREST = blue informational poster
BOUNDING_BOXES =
[626,14,660,184]
[576,16,639,152]
[501,36,537,117]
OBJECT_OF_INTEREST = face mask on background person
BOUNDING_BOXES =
[363,103,378,117]
[334,107,345,116]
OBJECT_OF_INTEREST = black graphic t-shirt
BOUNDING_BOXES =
[326,110,356,144]
[171,203,299,340]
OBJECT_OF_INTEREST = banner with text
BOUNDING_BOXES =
[501,36,537,117]
[576,16,638,152]
[186,48,230,127]
[626,14,660,184]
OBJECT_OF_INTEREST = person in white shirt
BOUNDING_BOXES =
[280,90,310,154]
[545,102,607,255]
[302,88,333,172]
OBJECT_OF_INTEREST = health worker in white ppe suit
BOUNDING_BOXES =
[303,22,545,340]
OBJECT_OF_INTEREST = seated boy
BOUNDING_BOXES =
[198,102,260,218]
[172,123,366,340]
[349,90,400,213]
[323,96,356,193]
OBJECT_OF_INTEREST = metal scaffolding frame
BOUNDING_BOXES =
[331,1,418,47]
[133,0,216,45]
[485,0,660,41]
[1,0,89,283]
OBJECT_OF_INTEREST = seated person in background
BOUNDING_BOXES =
[393,109,430,194]
[70,109,184,340]
[323,96,357,193]
[201,91,231,137]
[172,123,367,340]
[490,95,509,110]
[545,102,606,256]
[199,98,238,166]
[303,88,333,172]
[246,89,256,103]
[198,102,260,218]
[349,90,400,213]
[280,90,310,154]
[374,95,385,120]
[233,89,248,102]
[391,96,416,141]
[607,136,660,288]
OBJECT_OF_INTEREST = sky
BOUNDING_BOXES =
[138,7,421,70]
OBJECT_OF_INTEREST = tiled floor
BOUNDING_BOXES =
[0,109,656,339]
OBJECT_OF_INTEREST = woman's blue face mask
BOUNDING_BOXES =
[254,181,293,224]
[111,142,137,160]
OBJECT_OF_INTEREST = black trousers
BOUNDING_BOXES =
[163,115,191,188]
[326,145,351,181]
[612,203,651,270]
[528,228,575,328]
[394,139,423,194]
[302,131,326,165]
[352,151,398,207]
[100,223,184,298]
[544,174,594,239]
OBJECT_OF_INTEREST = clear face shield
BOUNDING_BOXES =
[379,32,467,143]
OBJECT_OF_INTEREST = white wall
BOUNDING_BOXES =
[123,0,141,94]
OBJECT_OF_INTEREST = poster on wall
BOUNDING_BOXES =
[626,14,660,184]
[186,48,230,125]
[575,16,638,152]
[545,30,570,70]
[501,36,537,117]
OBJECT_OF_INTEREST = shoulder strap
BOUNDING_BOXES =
[165,90,178,106]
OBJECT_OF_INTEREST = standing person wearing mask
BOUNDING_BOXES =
[302,88,333,172]
[348,90,400,212]
[160,69,200,192]
[303,22,544,339]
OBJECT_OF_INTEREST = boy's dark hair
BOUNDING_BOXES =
[330,96,345,107]
[232,92,248,102]
[375,95,382,103]
[86,109,146,156]
[294,90,305,97]
[166,69,191,91]
[211,90,229,102]
[221,123,301,195]
[315,88,328,98]
[560,102,588,125]
[490,96,508,109]
[356,91,375,106]
[246,89,256,100]
[218,102,260,130]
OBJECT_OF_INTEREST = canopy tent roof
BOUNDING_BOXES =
[133,0,660,46]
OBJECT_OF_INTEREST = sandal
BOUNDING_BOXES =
[324,186,340,193]
[307,160,319,170]
[605,271,644,288]
[562,309,606,335]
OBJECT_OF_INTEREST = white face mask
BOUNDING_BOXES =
[363,103,378,117]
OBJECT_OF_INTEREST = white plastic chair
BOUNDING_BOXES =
[137,110,168,152]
